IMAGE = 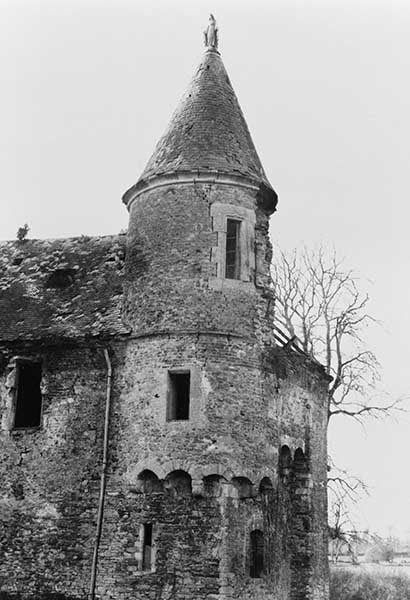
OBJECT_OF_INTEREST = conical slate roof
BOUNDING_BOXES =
[124,47,277,210]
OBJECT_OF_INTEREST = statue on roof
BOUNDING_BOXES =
[204,14,218,50]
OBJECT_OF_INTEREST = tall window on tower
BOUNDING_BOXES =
[225,219,241,279]
[166,371,190,421]
[250,529,264,578]
[142,523,153,571]
[14,361,42,429]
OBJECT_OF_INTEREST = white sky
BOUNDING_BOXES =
[1,0,409,537]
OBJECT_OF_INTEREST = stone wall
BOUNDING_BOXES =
[0,334,328,600]
[0,175,329,600]
[124,182,273,341]
[91,336,328,600]
[0,343,114,598]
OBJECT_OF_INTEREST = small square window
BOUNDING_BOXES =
[14,361,42,429]
[166,371,190,421]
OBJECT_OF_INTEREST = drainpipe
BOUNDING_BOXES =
[89,347,112,600]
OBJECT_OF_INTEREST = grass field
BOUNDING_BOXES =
[330,565,410,600]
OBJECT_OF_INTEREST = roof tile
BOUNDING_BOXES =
[0,235,129,343]
[132,49,274,192]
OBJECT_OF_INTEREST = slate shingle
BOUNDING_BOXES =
[0,235,129,343]
[125,49,276,202]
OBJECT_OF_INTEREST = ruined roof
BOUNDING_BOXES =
[0,235,129,344]
[124,48,277,207]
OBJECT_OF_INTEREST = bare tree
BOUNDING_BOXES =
[272,245,405,536]
[328,490,371,564]
[327,459,369,563]
[271,245,400,423]
[366,533,400,563]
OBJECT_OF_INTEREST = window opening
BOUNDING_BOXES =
[167,371,190,421]
[232,476,253,499]
[142,523,153,571]
[165,470,192,496]
[204,474,224,497]
[279,445,292,481]
[46,268,75,289]
[225,219,241,279]
[14,362,42,429]
[138,470,162,494]
[293,448,308,473]
[250,529,264,578]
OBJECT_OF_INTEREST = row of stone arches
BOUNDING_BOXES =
[279,445,309,477]
[135,469,275,498]
[137,469,191,495]
[131,447,311,592]
[132,445,309,498]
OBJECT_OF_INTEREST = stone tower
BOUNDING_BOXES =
[103,23,329,600]
[0,19,329,600]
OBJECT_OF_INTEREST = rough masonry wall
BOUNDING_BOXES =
[0,343,119,599]
[0,337,328,600]
[0,326,328,600]
[263,348,329,600]
[110,335,280,482]
[96,482,223,600]
[124,182,274,342]
[87,332,328,600]
[0,172,328,600]
[120,176,329,600]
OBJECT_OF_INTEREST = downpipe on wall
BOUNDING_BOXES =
[89,347,112,600]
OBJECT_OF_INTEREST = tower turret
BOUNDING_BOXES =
[122,34,277,339]
[100,18,329,600]
[123,41,277,208]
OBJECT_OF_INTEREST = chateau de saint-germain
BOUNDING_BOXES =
[0,18,329,600]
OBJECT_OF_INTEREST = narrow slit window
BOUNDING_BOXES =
[142,523,153,571]
[167,371,190,421]
[225,219,241,279]
[250,529,264,578]
[14,362,42,429]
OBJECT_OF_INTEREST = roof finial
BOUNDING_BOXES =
[204,14,218,50]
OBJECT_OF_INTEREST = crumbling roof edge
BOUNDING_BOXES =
[0,330,132,350]
[0,232,126,246]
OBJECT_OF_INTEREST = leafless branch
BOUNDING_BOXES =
[271,244,406,425]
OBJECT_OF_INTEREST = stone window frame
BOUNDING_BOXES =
[162,366,204,426]
[243,516,265,578]
[2,356,44,433]
[137,522,157,573]
[166,370,191,422]
[210,202,256,291]
[225,218,241,279]
[249,528,264,578]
